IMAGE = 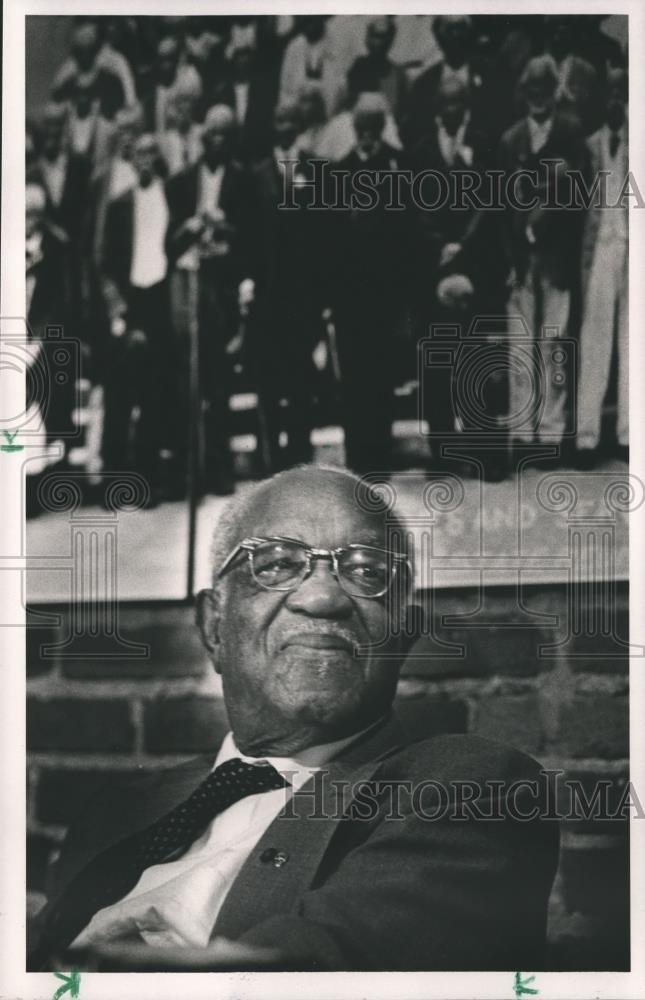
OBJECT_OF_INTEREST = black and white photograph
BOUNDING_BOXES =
[1,2,644,997]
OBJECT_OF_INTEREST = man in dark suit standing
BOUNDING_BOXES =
[29,465,558,972]
[246,100,327,473]
[165,105,253,495]
[99,133,172,498]
[500,56,587,458]
[408,76,505,472]
[205,40,279,165]
[328,93,410,473]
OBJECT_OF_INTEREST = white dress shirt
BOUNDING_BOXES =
[129,180,169,289]
[39,154,68,207]
[72,725,375,949]
[527,115,553,155]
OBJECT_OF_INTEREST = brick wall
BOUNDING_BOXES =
[26,583,630,969]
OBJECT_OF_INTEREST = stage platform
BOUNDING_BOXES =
[26,448,630,603]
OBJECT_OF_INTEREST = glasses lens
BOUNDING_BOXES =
[252,540,308,589]
[337,547,391,596]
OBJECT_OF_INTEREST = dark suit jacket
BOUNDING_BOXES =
[29,715,559,971]
[206,74,279,164]
[164,159,253,288]
[499,112,588,290]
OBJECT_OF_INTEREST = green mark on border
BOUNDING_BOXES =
[514,972,539,997]
[1,430,23,452]
[53,971,81,999]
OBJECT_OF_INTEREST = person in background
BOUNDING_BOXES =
[52,19,127,122]
[279,16,344,117]
[142,33,202,138]
[165,105,253,497]
[99,133,173,501]
[66,74,114,173]
[295,82,328,158]
[401,15,509,148]
[576,67,628,465]
[207,38,279,165]
[572,15,625,81]
[542,15,600,136]
[327,93,410,473]
[158,87,203,176]
[500,55,587,463]
[408,76,501,472]
[316,70,402,163]
[346,17,406,123]
[25,181,74,455]
[29,102,94,337]
[247,101,327,472]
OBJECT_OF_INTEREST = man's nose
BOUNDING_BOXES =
[284,560,354,617]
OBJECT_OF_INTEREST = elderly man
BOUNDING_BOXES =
[29,466,558,971]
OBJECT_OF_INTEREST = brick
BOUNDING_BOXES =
[393,695,468,741]
[144,697,229,754]
[60,605,211,678]
[37,767,144,827]
[556,769,630,835]
[27,698,135,753]
[538,585,629,674]
[471,695,542,754]
[556,697,629,759]
[26,620,61,676]
[405,626,545,678]
[27,832,58,891]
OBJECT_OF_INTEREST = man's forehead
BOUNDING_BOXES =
[241,472,389,546]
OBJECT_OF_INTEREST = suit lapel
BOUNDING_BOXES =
[213,714,407,938]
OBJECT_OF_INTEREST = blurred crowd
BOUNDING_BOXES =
[25,14,629,502]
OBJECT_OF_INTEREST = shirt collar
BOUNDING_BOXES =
[215,716,388,790]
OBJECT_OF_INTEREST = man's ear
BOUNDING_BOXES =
[195,588,222,671]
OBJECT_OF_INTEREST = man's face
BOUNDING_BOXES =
[72,25,100,73]
[157,39,180,86]
[133,138,157,184]
[526,82,556,122]
[366,21,392,59]
[202,121,233,163]
[439,17,471,68]
[207,472,413,753]
[274,109,299,151]
[41,118,64,158]
[354,110,384,157]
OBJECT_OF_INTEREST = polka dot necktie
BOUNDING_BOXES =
[135,757,289,868]
[33,758,289,967]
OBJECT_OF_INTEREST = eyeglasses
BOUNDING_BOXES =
[217,536,412,600]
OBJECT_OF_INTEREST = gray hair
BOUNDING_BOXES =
[209,465,412,589]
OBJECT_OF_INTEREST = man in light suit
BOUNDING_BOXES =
[576,67,628,463]
[29,466,558,972]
